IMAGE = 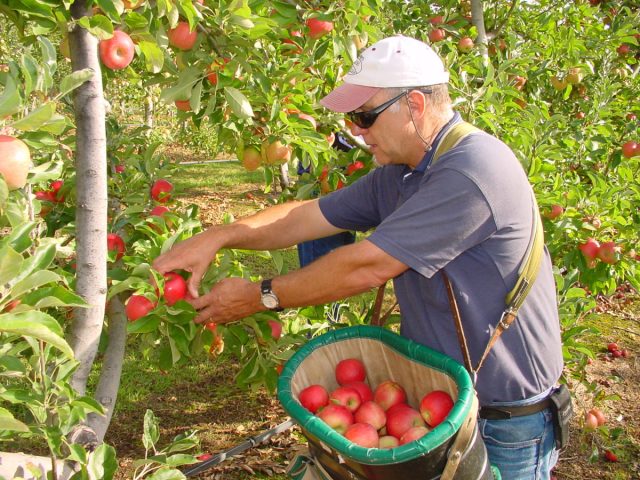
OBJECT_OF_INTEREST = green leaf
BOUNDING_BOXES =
[138,41,165,73]
[76,15,114,40]
[58,69,94,98]
[143,409,160,450]
[11,103,56,132]
[127,315,160,334]
[87,443,118,480]
[0,246,23,286]
[224,87,254,119]
[0,222,36,253]
[11,270,61,298]
[0,75,22,117]
[0,407,29,432]
[145,469,187,480]
[0,311,73,358]
[159,67,201,103]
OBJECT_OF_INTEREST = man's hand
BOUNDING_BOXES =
[188,277,263,324]
[152,229,221,298]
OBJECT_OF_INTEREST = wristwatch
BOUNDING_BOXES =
[260,279,283,312]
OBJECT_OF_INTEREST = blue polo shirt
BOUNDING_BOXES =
[318,116,563,405]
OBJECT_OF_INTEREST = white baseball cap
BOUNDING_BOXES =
[320,35,449,113]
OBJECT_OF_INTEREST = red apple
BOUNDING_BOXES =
[400,426,430,445]
[107,233,125,261]
[604,450,618,462]
[512,75,527,90]
[268,319,282,339]
[429,16,444,25]
[428,29,446,43]
[175,99,191,112]
[616,44,630,56]
[544,204,564,219]
[115,164,125,174]
[373,380,407,411]
[99,31,135,70]
[354,401,386,431]
[378,435,400,449]
[621,141,638,158]
[344,381,373,403]
[458,37,474,52]
[597,241,618,265]
[125,295,155,321]
[344,423,379,448]
[150,205,170,217]
[306,18,333,39]
[345,161,365,176]
[151,179,173,203]
[316,404,353,434]
[294,112,317,130]
[330,386,362,413]
[335,358,366,385]
[584,411,599,430]
[386,404,426,439]
[0,135,32,190]
[626,113,637,121]
[607,342,619,353]
[579,238,600,260]
[299,384,329,413]
[589,407,606,426]
[50,180,65,202]
[163,272,187,306]
[575,112,585,120]
[168,21,198,50]
[419,390,454,427]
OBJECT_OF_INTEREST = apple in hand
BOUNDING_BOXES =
[107,233,125,261]
[420,390,454,427]
[335,358,366,385]
[99,31,135,70]
[151,179,173,202]
[0,135,32,190]
[163,272,187,306]
[344,423,379,448]
[330,386,362,413]
[316,404,353,434]
[125,295,155,321]
[373,380,407,411]
[299,384,329,413]
[168,21,198,50]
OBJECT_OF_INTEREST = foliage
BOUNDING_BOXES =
[0,0,638,476]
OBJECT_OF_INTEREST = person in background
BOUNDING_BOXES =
[154,35,565,479]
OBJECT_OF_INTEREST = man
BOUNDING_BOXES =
[153,36,564,479]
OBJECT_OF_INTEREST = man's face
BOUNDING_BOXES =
[350,89,418,167]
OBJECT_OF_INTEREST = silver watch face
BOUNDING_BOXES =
[262,293,279,309]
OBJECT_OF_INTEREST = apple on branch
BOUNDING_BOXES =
[99,31,135,70]
[168,21,198,51]
[151,179,174,203]
[0,135,32,190]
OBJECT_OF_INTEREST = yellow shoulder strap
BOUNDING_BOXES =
[432,121,481,164]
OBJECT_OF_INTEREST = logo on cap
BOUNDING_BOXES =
[347,57,363,76]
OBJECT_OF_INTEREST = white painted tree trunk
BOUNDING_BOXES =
[0,453,77,480]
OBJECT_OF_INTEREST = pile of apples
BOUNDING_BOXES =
[297,358,454,449]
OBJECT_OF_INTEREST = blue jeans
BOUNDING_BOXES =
[480,390,559,480]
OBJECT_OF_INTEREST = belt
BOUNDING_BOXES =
[479,398,552,420]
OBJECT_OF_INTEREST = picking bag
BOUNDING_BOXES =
[278,326,499,480]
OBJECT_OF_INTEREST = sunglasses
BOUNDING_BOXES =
[347,88,433,129]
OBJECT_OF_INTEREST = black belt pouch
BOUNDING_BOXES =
[549,384,573,449]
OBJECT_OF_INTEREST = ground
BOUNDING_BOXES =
[108,156,639,479]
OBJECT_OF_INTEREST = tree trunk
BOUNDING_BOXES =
[67,2,108,396]
[87,296,128,443]
[471,0,489,62]
[0,452,78,480]
[279,162,290,190]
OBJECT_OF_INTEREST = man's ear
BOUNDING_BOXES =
[406,90,428,118]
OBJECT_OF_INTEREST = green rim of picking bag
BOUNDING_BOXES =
[277,325,475,466]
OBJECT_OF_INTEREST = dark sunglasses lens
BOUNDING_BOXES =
[349,112,376,129]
